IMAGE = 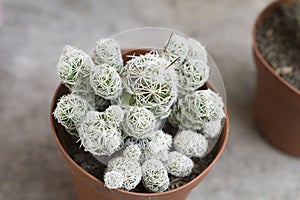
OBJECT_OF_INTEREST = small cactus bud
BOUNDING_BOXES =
[202,119,223,139]
[106,156,142,191]
[170,89,225,130]
[142,159,169,193]
[174,130,208,158]
[104,171,124,189]
[122,106,155,139]
[94,38,123,72]
[164,151,194,177]
[78,111,122,156]
[57,45,93,89]
[90,64,123,100]
[53,93,90,135]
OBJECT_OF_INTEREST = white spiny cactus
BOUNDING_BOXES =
[90,64,123,100]
[93,38,123,72]
[176,59,209,96]
[78,111,122,156]
[142,159,169,193]
[55,34,227,193]
[123,144,141,161]
[105,105,125,125]
[120,51,177,119]
[53,94,90,135]
[174,130,208,158]
[187,38,208,64]
[163,33,189,66]
[170,89,225,130]
[122,106,155,139]
[202,119,223,139]
[139,130,172,163]
[104,171,124,189]
[57,45,94,89]
[164,151,194,177]
[106,156,142,191]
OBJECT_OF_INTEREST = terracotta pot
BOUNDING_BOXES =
[50,49,229,200]
[252,0,300,156]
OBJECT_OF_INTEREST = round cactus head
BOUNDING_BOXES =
[141,159,169,193]
[120,51,177,119]
[174,130,208,158]
[104,171,124,189]
[90,64,123,100]
[170,89,225,130]
[164,151,194,177]
[53,93,91,135]
[78,111,122,156]
[122,106,156,139]
[57,45,93,89]
[93,38,123,72]
[106,156,142,191]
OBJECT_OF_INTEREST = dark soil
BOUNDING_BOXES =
[256,2,300,90]
[61,120,219,193]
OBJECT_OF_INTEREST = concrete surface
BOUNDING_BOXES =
[0,0,300,199]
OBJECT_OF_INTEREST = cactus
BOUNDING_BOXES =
[173,130,208,158]
[53,93,91,135]
[93,38,123,72]
[106,155,142,191]
[122,106,156,139]
[104,171,124,189]
[122,144,141,160]
[78,111,122,156]
[202,119,223,139]
[57,45,93,89]
[164,33,209,96]
[120,51,177,119]
[170,89,225,130]
[54,33,227,193]
[141,159,169,193]
[164,151,194,177]
[90,64,123,100]
[139,130,172,163]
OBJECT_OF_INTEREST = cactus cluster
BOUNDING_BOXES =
[53,32,226,193]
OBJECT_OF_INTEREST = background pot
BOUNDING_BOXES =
[50,49,229,200]
[253,0,300,156]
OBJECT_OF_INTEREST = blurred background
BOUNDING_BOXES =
[0,0,299,199]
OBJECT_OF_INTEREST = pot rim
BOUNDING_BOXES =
[252,0,300,96]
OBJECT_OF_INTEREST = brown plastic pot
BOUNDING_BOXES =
[50,49,229,200]
[253,0,300,157]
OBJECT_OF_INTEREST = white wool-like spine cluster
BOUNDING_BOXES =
[202,119,223,139]
[93,38,123,72]
[120,51,177,119]
[164,34,209,96]
[170,89,225,130]
[139,130,172,163]
[57,45,94,89]
[106,155,142,191]
[53,94,90,135]
[164,151,194,177]
[78,111,122,156]
[104,171,124,189]
[142,159,170,193]
[122,106,156,139]
[174,130,208,158]
[90,64,123,100]
[123,144,141,160]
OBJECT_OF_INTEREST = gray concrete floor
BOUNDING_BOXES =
[0,0,300,199]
